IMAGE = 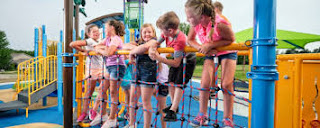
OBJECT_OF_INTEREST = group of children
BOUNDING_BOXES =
[70,0,237,128]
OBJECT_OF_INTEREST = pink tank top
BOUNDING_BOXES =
[193,15,236,56]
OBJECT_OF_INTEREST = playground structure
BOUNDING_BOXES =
[1,0,320,128]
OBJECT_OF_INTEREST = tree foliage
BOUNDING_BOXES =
[0,30,12,70]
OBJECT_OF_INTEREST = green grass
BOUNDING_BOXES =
[193,65,249,82]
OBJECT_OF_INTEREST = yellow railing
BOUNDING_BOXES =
[14,55,57,118]
[15,56,44,93]
[27,55,57,104]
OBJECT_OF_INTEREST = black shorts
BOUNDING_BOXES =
[168,53,196,89]
[158,83,169,97]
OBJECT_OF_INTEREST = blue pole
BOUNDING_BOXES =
[34,28,39,57]
[42,25,47,56]
[248,0,278,127]
[102,24,106,39]
[42,25,47,106]
[73,29,77,107]
[81,30,84,40]
[57,30,63,112]
[138,0,142,29]
[125,25,130,43]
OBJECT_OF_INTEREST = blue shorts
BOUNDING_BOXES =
[106,65,125,80]
[131,83,155,88]
[204,52,238,63]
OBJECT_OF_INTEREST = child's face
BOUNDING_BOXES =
[105,23,114,36]
[185,8,201,27]
[88,26,100,40]
[141,26,154,41]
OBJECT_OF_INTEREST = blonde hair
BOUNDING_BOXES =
[213,1,223,12]
[107,20,125,36]
[138,23,157,44]
[185,0,215,40]
[156,11,180,30]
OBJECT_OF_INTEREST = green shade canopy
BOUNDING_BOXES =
[235,28,320,49]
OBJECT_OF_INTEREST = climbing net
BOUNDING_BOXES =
[75,53,251,128]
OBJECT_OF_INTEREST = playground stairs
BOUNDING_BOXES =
[0,81,57,111]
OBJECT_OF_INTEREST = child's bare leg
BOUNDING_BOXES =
[141,86,154,128]
[170,87,183,112]
[129,85,141,126]
[168,83,175,102]
[158,95,167,128]
[109,80,121,119]
[220,59,236,119]
[199,59,215,115]
[83,79,98,113]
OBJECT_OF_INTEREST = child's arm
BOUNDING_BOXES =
[96,45,117,57]
[187,27,201,51]
[69,40,87,52]
[129,39,157,55]
[123,42,137,50]
[149,47,182,68]
[199,23,235,54]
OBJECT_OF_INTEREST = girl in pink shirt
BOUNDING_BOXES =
[95,20,126,128]
[185,0,237,127]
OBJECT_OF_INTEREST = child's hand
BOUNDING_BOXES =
[148,47,159,60]
[199,43,212,54]
[206,49,218,56]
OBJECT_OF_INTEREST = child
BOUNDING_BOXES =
[69,24,105,123]
[95,20,126,128]
[185,0,237,127]
[154,53,170,128]
[121,55,133,120]
[125,23,158,128]
[148,11,197,122]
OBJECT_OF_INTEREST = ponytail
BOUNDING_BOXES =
[107,20,126,36]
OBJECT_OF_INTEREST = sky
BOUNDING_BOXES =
[0,0,319,51]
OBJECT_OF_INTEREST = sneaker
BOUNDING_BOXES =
[89,109,97,120]
[77,112,88,122]
[123,123,137,128]
[223,118,234,128]
[163,110,177,122]
[90,114,108,126]
[101,118,118,128]
[190,113,208,127]
[163,104,179,113]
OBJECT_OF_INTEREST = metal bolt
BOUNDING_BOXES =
[284,75,289,79]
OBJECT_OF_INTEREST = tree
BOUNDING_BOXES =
[179,23,190,35]
[0,30,12,70]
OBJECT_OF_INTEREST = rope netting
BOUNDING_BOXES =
[75,54,251,128]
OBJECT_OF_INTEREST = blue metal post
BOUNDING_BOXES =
[138,0,142,29]
[72,29,77,107]
[125,25,130,43]
[248,0,278,127]
[57,30,63,112]
[42,25,47,106]
[81,30,85,40]
[34,28,39,57]
[102,24,106,39]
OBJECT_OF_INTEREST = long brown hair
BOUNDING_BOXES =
[185,0,216,40]
[107,20,125,36]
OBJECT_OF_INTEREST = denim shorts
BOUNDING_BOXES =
[106,65,125,80]
[204,52,238,63]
